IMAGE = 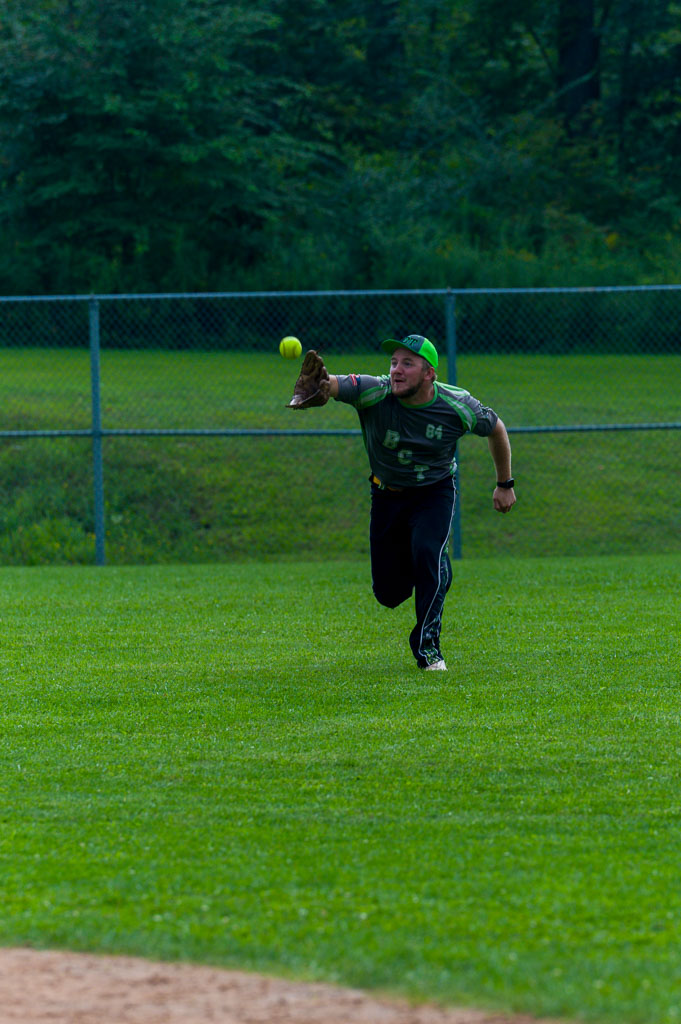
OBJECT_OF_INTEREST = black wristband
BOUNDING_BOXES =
[496,478,515,489]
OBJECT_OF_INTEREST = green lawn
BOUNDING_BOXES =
[1,554,680,1023]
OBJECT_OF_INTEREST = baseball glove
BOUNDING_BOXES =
[286,349,331,409]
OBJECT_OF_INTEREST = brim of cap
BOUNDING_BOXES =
[381,339,401,356]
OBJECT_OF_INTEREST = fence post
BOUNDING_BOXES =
[445,290,462,560]
[89,298,106,566]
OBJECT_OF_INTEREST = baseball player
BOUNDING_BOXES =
[287,334,516,671]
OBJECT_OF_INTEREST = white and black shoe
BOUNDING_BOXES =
[424,658,447,671]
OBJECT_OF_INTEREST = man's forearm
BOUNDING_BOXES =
[488,418,512,480]
[488,419,515,513]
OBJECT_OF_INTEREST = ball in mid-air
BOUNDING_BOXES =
[279,336,302,359]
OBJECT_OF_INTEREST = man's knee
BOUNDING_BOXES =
[373,583,412,608]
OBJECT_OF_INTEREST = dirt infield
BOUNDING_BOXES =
[0,948,563,1024]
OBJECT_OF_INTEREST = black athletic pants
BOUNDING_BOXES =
[369,476,455,668]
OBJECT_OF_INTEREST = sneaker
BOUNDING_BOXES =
[424,659,447,671]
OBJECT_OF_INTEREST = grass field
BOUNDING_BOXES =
[2,554,680,1023]
[1,348,680,565]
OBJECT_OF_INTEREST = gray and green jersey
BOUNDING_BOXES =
[335,373,498,488]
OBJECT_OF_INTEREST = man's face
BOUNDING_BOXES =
[389,347,433,401]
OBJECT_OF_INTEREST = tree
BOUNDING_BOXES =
[557,0,601,127]
[0,0,330,291]
[1,0,681,293]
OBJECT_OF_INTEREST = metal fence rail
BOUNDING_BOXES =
[1,287,680,565]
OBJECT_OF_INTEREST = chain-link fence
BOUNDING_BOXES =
[1,287,680,565]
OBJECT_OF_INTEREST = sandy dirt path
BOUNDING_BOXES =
[0,949,565,1024]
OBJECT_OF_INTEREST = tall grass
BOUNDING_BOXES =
[1,349,680,564]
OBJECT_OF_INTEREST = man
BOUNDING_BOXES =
[287,334,515,671]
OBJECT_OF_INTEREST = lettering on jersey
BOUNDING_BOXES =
[397,449,413,465]
[426,423,443,440]
[382,429,400,450]
[414,464,429,482]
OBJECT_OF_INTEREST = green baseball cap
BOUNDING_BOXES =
[381,334,439,369]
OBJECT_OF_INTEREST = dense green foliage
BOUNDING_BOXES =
[1,1,680,294]
[1,349,680,565]
[1,556,681,1023]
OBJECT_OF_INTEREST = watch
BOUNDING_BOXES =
[496,478,515,489]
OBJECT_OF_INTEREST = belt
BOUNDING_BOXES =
[371,474,404,492]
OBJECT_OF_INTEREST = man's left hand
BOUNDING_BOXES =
[493,486,516,514]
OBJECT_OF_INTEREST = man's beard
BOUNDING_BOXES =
[394,373,427,399]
